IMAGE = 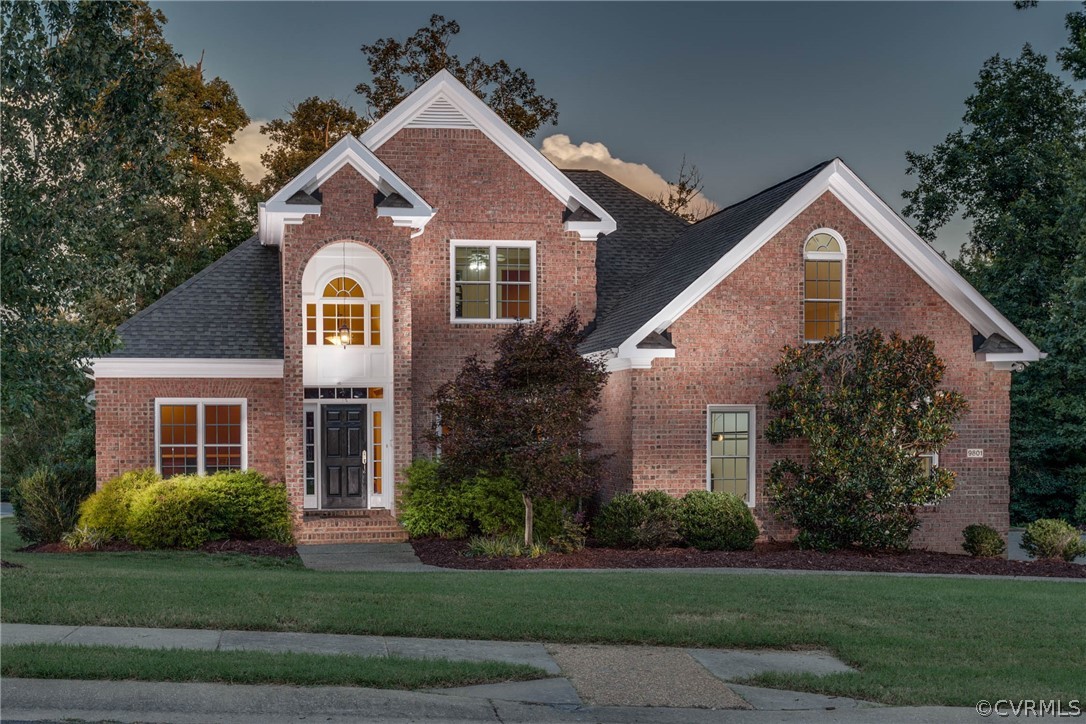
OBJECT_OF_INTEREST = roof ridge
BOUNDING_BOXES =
[562,169,691,227]
[685,160,835,228]
[114,235,262,335]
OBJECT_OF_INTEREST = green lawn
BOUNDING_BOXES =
[0,643,546,689]
[2,520,1083,706]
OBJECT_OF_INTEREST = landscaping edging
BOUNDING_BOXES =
[411,539,1086,578]
[18,539,299,559]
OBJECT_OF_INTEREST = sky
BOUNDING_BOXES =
[152,1,1080,256]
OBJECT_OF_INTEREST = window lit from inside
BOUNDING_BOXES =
[708,408,753,502]
[453,244,533,321]
[804,232,844,342]
[305,276,381,346]
[158,401,244,477]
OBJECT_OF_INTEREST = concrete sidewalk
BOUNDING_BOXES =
[0,678,980,723]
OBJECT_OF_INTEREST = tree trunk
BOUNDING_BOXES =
[522,493,534,548]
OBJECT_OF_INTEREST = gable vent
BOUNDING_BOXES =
[405,95,477,129]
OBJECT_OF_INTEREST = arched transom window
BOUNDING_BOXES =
[803,231,845,342]
[305,276,382,346]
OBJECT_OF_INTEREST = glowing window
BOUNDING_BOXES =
[305,276,383,347]
[803,232,845,342]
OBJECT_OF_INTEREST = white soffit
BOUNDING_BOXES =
[258,135,435,246]
[360,69,616,241]
[613,158,1040,367]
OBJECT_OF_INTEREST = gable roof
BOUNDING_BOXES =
[360,69,616,241]
[584,158,1041,369]
[562,170,690,317]
[581,161,831,353]
[106,236,283,359]
[258,134,435,246]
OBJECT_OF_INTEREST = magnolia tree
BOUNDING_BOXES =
[766,329,968,550]
[431,312,609,545]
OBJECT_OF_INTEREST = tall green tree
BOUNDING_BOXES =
[902,14,1086,522]
[356,14,558,137]
[258,97,368,196]
[1,0,178,421]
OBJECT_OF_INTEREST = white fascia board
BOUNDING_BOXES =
[612,159,1040,366]
[91,358,284,379]
[260,135,435,245]
[361,70,615,241]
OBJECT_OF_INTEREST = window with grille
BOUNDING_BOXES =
[304,276,382,346]
[156,400,246,477]
[451,242,535,322]
[803,231,845,342]
[707,406,756,504]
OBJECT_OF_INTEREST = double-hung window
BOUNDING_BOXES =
[707,405,756,505]
[156,399,247,477]
[451,241,535,322]
[803,230,846,342]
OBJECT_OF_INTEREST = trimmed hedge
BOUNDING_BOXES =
[961,524,1006,558]
[677,490,759,551]
[592,491,680,549]
[78,469,160,541]
[78,470,292,549]
[398,459,561,541]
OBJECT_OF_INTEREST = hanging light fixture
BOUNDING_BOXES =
[336,243,350,347]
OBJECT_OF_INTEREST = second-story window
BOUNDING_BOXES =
[451,241,535,323]
[803,231,846,342]
[305,276,382,346]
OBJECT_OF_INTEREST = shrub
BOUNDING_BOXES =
[677,490,759,551]
[468,475,562,541]
[126,471,291,549]
[62,525,107,550]
[466,534,525,558]
[1021,518,1086,562]
[78,469,161,541]
[593,491,681,549]
[11,465,95,545]
[961,524,1006,558]
[549,511,587,553]
[398,459,473,539]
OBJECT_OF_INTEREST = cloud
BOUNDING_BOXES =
[541,134,717,218]
[225,121,271,184]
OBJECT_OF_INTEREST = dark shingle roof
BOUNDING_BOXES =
[976,333,1023,354]
[286,190,321,206]
[108,235,283,359]
[376,192,412,209]
[580,160,833,353]
[562,170,690,318]
[565,206,602,223]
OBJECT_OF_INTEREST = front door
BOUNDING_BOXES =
[322,405,367,508]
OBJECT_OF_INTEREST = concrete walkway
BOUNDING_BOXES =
[1,622,929,720]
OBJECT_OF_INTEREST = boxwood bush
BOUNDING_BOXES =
[961,524,1005,558]
[79,470,291,549]
[78,469,161,541]
[1021,518,1086,562]
[677,490,759,551]
[592,491,680,549]
[398,459,562,541]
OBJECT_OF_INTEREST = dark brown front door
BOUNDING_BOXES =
[322,405,367,508]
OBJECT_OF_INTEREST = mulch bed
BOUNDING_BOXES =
[16,539,298,559]
[411,538,1086,578]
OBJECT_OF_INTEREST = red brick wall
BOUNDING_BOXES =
[94,378,285,484]
[591,369,634,499]
[614,191,1010,553]
[374,128,596,458]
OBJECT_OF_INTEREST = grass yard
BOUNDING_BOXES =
[2,520,1083,706]
[0,643,546,689]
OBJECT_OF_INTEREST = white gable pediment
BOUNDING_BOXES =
[258,135,436,246]
[360,70,616,241]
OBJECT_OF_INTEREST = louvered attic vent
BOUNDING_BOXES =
[405,95,477,129]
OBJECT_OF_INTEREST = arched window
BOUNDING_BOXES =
[803,231,845,342]
[305,276,382,346]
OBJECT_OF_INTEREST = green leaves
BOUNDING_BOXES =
[766,330,968,550]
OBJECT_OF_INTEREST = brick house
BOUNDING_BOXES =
[91,70,1040,551]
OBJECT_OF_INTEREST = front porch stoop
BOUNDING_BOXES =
[296,508,408,544]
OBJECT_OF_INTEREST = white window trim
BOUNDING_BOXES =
[154,398,248,477]
[449,240,537,324]
[306,274,386,348]
[803,228,847,343]
[705,404,757,507]
[302,396,392,511]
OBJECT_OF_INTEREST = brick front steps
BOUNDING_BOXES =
[295,508,408,544]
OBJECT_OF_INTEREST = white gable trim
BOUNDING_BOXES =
[612,158,1041,367]
[92,358,284,379]
[258,135,435,246]
[360,70,616,242]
